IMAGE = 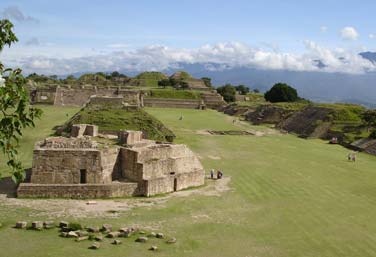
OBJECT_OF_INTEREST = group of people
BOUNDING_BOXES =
[210,169,223,179]
[348,151,358,162]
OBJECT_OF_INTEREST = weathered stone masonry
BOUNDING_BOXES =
[17,126,205,198]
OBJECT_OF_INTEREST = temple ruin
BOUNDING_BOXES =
[17,125,205,198]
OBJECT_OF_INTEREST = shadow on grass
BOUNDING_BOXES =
[0,177,17,198]
[0,169,31,198]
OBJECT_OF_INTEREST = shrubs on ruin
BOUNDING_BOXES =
[216,84,237,102]
[264,83,299,103]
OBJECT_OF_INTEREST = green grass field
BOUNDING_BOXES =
[1,106,376,257]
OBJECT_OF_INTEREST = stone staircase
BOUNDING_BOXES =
[351,138,376,155]
[202,91,226,109]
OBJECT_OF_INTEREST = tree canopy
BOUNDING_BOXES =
[264,83,299,103]
[235,85,250,95]
[217,84,237,102]
[201,77,212,88]
[0,19,42,182]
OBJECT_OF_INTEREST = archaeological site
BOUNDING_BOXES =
[17,124,205,198]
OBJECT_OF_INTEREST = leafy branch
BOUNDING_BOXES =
[0,19,42,183]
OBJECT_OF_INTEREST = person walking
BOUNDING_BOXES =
[210,169,214,179]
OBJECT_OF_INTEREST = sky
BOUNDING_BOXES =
[0,0,375,75]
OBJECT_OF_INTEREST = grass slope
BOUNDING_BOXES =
[63,106,175,142]
[1,107,376,257]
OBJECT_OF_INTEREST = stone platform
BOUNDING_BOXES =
[17,181,139,198]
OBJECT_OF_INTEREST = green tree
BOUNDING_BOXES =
[362,110,376,132]
[178,81,190,90]
[370,129,376,139]
[235,85,249,95]
[216,84,236,102]
[111,71,120,77]
[0,19,42,182]
[66,75,75,80]
[253,88,260,93]
[169,78,178,88]
[157,79,171,88]
[49,75,58,80]
[201,77,212,88]
[264,83,298,103]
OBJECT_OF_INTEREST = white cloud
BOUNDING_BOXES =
[0,41,375,75]
[340,27,359,40]
[320,26,328,33]
[0,6,39,23]
[369,34,375,39]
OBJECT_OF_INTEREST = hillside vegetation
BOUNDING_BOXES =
[223,100,371,145]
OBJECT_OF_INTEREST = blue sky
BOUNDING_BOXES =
[0,0,375,74]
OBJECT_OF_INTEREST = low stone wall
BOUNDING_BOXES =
[88,96,124,106]
[53,87,141,107]
[31,89,56,104]
[145,170,204,196]
[143,98,202,109]
[17,182,139,198]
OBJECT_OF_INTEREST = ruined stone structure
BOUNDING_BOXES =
[30,85,224,109]
[169,71,210,91]
[351,138,376,155]
[143,98,206,109]
[17,126,205,198]
[30,86,143,107]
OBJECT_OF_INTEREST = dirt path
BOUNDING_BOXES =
[0,177,231,219]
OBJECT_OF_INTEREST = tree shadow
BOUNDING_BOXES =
[0,169,31,198]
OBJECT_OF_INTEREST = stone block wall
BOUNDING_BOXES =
[40,137,97,149]
[100,148,121,183]
[120,148,143,182]
[88,96,124,106]
[120,143,205,196]
[143,98,202,109]
[54,87,97,106]
[118,130,143,145]
[144,170,204,196]
[118,90,141,106]
[17,182,139,198]
[52,87,141,107]
[71,124,99,137]
[31,89,56,104]
[31,149,102,184]
[30,146,120,185]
